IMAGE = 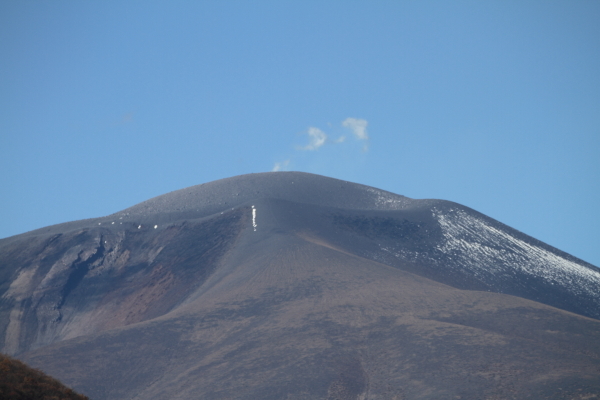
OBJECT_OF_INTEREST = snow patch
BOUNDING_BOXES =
[433,207,600,296]
[365,188,410,210]
[252,206,257,231]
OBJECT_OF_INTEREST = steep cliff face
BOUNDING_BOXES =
[1,208,246,355]
[1,172,599,400]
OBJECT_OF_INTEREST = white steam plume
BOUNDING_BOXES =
[342,117,369,151]
[272,159,290,172]
[298,127,327,151]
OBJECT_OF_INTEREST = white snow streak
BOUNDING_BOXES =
[252,206,257,231]
[365,188,410,210]
[433,208,600,295]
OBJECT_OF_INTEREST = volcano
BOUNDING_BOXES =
[1,172,599,399]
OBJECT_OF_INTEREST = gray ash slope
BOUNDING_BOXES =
[13,171,598,319]
[1,172,600,400]
[116,171,415,217]
[5,172,412,239]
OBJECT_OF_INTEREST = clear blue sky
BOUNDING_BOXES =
[1,1,599,266]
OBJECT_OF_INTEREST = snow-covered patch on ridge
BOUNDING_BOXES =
[433,207,600,296]
[365,188,411,210]
[252,205,257,231]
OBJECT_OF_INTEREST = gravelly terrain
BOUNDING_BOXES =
[1,172,599,399]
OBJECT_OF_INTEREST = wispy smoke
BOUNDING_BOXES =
[298,118,368,151]
[272,159,290,172]
[298,127,327,151]
[272,117,370,171]
[342,118,369,151]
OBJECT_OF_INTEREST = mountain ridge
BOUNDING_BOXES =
[1,172,599,399]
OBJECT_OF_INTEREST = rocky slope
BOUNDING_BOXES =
[1,172,599,399]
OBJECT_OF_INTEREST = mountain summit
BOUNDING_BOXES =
[1,172,599,399]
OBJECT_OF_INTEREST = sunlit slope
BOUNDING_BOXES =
[19,233,600,400]
[6,172,414,238]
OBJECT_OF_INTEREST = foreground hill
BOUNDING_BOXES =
[1,172,599,399]
[0,352,88,400]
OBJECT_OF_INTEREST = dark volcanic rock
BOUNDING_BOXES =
[1,172,599,400]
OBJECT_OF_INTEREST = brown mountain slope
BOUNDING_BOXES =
[1,172,599,399]
[19,233,600,399]
[0,352,88,400]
